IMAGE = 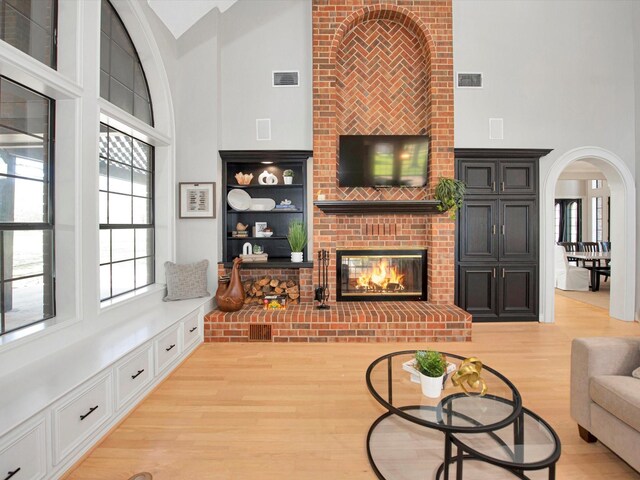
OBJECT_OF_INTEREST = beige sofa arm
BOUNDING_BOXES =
[570,337,640,430]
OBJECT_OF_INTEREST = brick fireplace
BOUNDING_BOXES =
[312,1,455,304]
[204,1,471,343]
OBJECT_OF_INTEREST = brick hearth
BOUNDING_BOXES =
[205,302,471,343]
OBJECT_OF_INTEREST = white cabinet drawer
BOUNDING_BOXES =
[52,372,113,464]
[155,325,180,373]
[115,343,153,410]
[182,311,201,350]
[0,418,46,480]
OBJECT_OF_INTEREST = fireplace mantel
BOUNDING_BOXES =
[313,200,442,215]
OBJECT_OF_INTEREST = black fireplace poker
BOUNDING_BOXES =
[315,249,330,309]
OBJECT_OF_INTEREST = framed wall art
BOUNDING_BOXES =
[179,182,215,218]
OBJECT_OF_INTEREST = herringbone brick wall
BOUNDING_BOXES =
[312,1,455,304]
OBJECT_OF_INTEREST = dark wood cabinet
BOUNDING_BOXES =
[500,161,536,194]
[499,199,537,262]
[458,199,498,262]
[220,150,312,267]
[455,149,551,322]
[458,265,498,321]
[498,265,537,320]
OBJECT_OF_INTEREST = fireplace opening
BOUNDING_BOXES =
[336,249,427,301]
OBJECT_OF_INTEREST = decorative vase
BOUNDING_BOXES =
[419,372,444,398]
[291,251,303,263]
[284,176,293,185]
[215,257,245,312]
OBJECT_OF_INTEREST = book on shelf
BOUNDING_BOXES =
[240,253,268,262]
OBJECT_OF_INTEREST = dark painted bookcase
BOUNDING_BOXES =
[220,150,312,268]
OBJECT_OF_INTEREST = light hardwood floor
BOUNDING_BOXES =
[66,295,640,479]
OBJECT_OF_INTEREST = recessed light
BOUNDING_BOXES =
[261,161,273,165]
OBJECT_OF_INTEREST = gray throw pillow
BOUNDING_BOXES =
[633,367,640,379]
[164,260,210,301]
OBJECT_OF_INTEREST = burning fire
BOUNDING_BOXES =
[356,259,405,291]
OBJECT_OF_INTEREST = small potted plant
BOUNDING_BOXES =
[283,169,295,185]
[434,177,466,220]
[287,220,307,262]
[415,350,447,398]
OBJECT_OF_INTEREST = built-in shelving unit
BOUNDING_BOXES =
[220,150,312,267]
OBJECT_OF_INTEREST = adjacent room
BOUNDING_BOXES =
[0,1,638,479]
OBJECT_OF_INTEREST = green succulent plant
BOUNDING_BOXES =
[434,177,466,220]
[415,350,446,378]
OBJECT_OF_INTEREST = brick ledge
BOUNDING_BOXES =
[204,302,471,343]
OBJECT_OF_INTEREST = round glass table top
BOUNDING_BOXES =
[366,350,522,433]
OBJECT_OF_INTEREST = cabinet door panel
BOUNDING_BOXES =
[459,199,498,262]
[499,199,537,262]
[499,161,536,194]
[458,265,498,321]
[498,265,537,320]
[458,161,497,195]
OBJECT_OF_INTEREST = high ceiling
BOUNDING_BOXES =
[147,0,238,38]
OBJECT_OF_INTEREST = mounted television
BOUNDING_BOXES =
[338,135,429,187]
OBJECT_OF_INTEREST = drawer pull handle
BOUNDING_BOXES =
[165,344,176,352]
[131,369,145,380]
[80,405,99,421]
[5,468,21,480]
[189,326,197,333]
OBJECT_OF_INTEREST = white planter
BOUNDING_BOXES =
[291,252,304,263]
[419,373,444,398]
[284,176,293,185]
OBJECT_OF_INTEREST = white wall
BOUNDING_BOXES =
[172,9,221,290]
[453,0,637,320]
[219,0,312,150]
[633,1,640,320]
[555,180,586,198]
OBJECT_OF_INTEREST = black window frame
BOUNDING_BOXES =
[0,75,56,335]
[99,122,155,302]
[555,198,582,243]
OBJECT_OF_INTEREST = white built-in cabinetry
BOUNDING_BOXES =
[0,298,209,480]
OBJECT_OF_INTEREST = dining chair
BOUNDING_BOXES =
[558,242,579,266]
[577,242,600,268]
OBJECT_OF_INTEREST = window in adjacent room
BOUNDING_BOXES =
[555,199,581,243]
[0,0,57,68]
[100,0,153,125]
[99,124,154,301]
[593,196,603,242]
[0,76,55,335]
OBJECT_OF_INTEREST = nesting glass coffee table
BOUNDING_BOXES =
[365,351,561,480]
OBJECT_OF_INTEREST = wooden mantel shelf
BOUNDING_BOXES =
[313,200,442,215]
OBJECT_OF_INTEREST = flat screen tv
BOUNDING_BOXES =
[338,135,429,187]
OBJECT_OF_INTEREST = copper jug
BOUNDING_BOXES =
[215,257,245,312]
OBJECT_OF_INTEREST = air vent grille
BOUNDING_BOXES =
[249,324,272,342]
[457,73,482,88]
[273,71,299,87]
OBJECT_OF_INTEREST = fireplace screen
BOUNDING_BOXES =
[337,249,427,301]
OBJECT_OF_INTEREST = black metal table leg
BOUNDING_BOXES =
[456,445,464,480]
[444,432,452,480]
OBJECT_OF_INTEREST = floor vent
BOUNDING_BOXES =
[249,324,272,342]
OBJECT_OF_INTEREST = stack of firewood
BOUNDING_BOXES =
[243,276,300,305]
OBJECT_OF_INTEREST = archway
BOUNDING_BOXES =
[542,147,636,322]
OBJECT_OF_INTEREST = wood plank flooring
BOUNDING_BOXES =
[65,295,640,479]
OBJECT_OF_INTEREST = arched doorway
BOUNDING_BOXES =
[542,147,636,322]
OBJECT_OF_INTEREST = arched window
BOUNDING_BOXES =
[100,0,153,125]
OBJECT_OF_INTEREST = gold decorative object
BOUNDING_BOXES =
[451,357,488,396]
[235,172,253,185]
[236,222,248,231]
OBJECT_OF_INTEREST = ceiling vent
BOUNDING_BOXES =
[273,71,299,87]
[457,73,483,88]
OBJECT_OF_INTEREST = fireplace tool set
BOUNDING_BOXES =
[315,249,330,309]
